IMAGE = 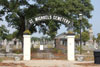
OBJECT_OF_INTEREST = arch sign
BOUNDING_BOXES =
[28,15,70,25]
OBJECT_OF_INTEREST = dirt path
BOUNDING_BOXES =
[2,60,100,67]
[2,60,80,67]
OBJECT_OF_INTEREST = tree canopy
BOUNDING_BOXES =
[81,31,89,45]
[0,0,94,39]
[97,33,100,44]
[0,25,9,40]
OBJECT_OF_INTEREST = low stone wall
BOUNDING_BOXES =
[0,53,23,58]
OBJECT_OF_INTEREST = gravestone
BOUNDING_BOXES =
[87,27,94,45]
[40,45,44,50]
[3,39,7,46]
[16,40,19,49]
[94,40,98,49]
[6,43,10,53]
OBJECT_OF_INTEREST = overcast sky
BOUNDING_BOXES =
[0,0,100,37]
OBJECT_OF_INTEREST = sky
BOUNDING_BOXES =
[0,0,100,37]
[89,0,100,37]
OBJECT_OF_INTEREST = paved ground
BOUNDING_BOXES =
[2,60,99,67]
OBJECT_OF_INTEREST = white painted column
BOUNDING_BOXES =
[67,35,75,61]
[23,35,31,60]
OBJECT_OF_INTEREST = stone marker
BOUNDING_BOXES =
[40,45,43,50]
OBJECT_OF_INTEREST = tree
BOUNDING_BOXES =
[0,25,9,40]
[0,0,94,39]
[75,34,80,45]
[81,31,89,45]
[31,37,40,41]
[6,30,19,40]
[93,35,96,44]
[6,34,13,40]
[97,33,100,45]
[12,30,19,38]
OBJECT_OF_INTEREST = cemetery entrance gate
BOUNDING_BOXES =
[23,15,75,61]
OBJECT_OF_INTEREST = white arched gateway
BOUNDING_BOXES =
[23,14,75,61]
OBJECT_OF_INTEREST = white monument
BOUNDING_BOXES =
[3,39,7,46]
[67,35,75,61]
[6,44,10,53]
[88,27,94,45]
[23,35,31,60]
[40,45,44,50]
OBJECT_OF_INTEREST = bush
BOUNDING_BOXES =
[57,50,62,54]
[35,45,40,48]
[52,48,58,53]
[47,45,53,48]
[68,31,74,34]
[31,47,37,53]
[76,45,83,53]
[23,29,31,34]
[0,58,3,62]
[12,49,22,54]
[52,48,63,54]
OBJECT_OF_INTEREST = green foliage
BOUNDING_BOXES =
[12,49,22,54]
[52,48,58,53]
[68,31,74,34]
[0,25,9,40]
[34,45,40,48]
[52,48,62,54]
[31,37,40,41]
[82,31,89,45]
[93,35,96,42]
[23,29,31,35]
[57,50,62,54]
[31,47,37,53]
[6,34,13,40]
[76,45,83,53]
[47,45,53,48]
[12,30,19,38]
[0,58,3,62]
[75,34,80,39]
[0,0,94,39]
[46,20,59,39]
[97,33,100,44]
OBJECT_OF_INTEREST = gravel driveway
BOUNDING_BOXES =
[2,60,99,67]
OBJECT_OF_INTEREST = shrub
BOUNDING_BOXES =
[76,45,83,53]
[0,58,3,62]
[23,29,31,35]
[57,50,62,54]
[12,49,22,54]
[47,45,53,48]
[68,31,74,34]
[52,48,58,53]
[35,45,40,48]
[31,47,37,53]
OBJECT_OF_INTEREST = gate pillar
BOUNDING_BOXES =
[67,34,75,61]
[23,35,31,60]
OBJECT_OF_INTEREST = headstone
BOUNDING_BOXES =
[40,45,43,50]
[89,27,93,41]
[6,44,10,53]
[1,40,3,45]
[3,39,7,46]
[16,40,19,49]
[88,27,94,45]
[19,42,22,48]
[94,40,98,49]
